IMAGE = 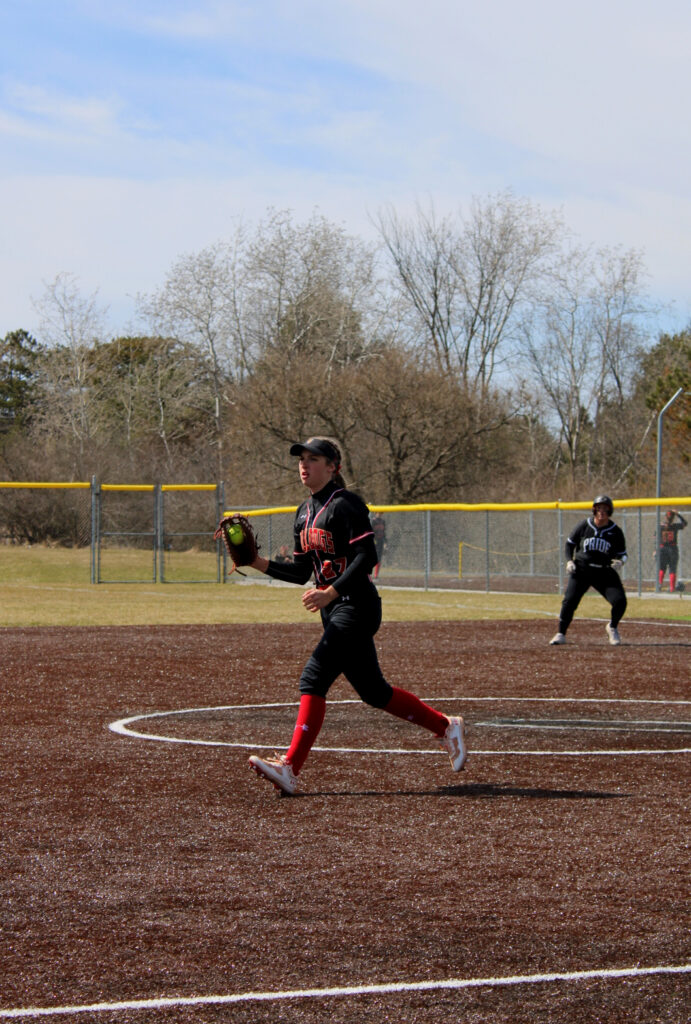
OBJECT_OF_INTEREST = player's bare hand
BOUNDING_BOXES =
[302,587,337,613]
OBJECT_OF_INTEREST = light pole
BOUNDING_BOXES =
[655,387,684,592]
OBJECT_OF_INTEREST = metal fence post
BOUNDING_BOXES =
[155,484,162,583]
[216,482,224,583]
[485,511,490,592]
[424,509,431,589]
[656,387,684,591]
[90,476,99,584]
[637,507,642,597]
[557,506,563,593]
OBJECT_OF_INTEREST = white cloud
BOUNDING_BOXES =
[6,82,120,134]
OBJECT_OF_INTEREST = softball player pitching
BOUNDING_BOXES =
[245,437,467,795]
[550,495,628,646]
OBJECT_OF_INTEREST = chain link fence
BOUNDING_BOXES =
[0,483,688,594]
[0,482,92,546]
[243,501,690,596]
[93,483,224,583]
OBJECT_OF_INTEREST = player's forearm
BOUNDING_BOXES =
[259,557,312,585]
[331,547,377,595]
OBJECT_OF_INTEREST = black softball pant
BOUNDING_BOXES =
[558,567,627,633]
[659,547,679,574]
[299,594,393,708]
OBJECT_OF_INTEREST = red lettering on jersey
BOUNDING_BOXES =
[300,526,335,554]
[320,557,347,581]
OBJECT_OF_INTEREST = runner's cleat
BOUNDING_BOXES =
[606,624,621,646]
[248,753,298,795]
[441,715,467,771]
[549,632,566,645]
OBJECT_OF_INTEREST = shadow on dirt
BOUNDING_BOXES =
[299,783,629,800]
[435,782,629,799]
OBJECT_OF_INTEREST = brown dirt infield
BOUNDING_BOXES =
[1,618,689,1022]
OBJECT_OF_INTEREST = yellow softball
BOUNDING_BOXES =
[228,524,244,545]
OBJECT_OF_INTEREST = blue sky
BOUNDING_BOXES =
[2,0,691,338]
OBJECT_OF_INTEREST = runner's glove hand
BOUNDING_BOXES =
[566,560,576,574]
[611,559,623,570]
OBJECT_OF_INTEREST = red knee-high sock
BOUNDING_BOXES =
[659,569,665,587]
[670,573,677,592]
[384,686,449,737]
[285,694,326,774]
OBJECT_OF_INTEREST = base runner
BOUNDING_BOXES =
[550,495,628,647]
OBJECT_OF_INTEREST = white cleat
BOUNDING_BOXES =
[248,753,298,795]
[549,632,566,645]
[441,716,467,772]
[606,624,621,646]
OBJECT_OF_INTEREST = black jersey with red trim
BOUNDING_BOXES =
[659,514,687,549]
[265,481,378,598]
[566,517,627,570]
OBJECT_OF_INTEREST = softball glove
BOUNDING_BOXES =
[214,514,260,573]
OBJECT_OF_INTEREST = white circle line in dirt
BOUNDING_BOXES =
[108,697,691,757]
[1,963,689,1018]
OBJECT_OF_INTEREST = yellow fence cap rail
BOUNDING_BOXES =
[1,481,687,511]
[0,481,90,489]
[223,506,298,517]
[100,484,155,492]
[161,484,217,492]
[223,497,690,517]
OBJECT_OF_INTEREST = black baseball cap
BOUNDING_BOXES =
[289,437,340,463]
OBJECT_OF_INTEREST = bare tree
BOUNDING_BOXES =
[372,203,458,373]
[347,348,477,502]
[375,193,561,393]
[585,248,653,479]
[89,336,216,477]
[139,213,385,483]
[31,273,108,476]
[139,242,240,481]
[239,209,385,374]
[520,246,652,493]
[621,327,691,491]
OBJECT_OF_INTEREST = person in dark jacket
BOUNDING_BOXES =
[550,495,627,647]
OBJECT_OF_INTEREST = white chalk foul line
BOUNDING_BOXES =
[1,964,689,1018]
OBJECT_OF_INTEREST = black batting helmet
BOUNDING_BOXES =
[592,495,613,515]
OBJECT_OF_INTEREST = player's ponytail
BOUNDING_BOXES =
[313,436,347,488]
